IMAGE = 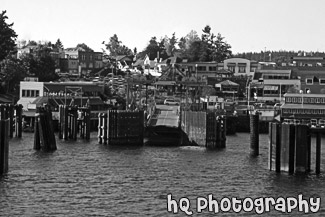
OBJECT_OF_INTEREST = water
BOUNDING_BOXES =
[1,132,325,216]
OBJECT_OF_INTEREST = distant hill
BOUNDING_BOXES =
[233,50,325,65]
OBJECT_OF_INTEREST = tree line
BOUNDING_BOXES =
[104,25,232,63]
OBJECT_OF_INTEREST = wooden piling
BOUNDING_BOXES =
[316,132,321,175]
[98,113,103,144]
[34,106,57,151]
[33,112,41,150]
[85,107,91,140]
[280,124,296,174]
[295,125,310,173]
[250,113,259,156]
[0,119,9,175]
[269,122,281,172]
[8,104,14,138]
[15,104,23,138]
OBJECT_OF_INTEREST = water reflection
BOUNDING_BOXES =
[0,132,324,216]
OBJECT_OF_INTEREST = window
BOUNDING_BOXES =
[238,66,246,73]
[310,98,315,103]
[36,90,39,97]
[22,90,26,97]
[26,90,30,97]
[320,79,325,85]
[197,66,206,71]
[316,98,320,103]
[228,66,235,73]
[306,78,313,85]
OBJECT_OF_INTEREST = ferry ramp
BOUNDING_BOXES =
[148,104,180,128]
[146,104,181,145]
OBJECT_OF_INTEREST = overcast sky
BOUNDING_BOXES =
[3,0,325,54]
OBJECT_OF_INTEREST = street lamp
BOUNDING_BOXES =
[279,83,282,103]
[299,89,303,108]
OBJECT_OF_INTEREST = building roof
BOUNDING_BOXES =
[258,69,292,74]
[32,96,106,107]
[218,80,239,86]
[44,82,103,93]
[154,81,176,86]
[284,93,325,97]
[282,104,325,109]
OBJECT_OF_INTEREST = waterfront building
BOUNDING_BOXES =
[17,79,108,125]
[281,92,325,123]
[250,69,301,103]
[180,58,259,79]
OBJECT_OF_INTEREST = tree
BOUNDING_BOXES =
[164,32,178,56]
[0,56,27,93]
[54,38,64,50]
[0,11,18,62]
[178,26,232,62]
[76,43,93,52]
[20,46,59,82]
[105,34,132,56]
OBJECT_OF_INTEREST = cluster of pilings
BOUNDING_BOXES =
[0,104,23,138]
[0,104,24,175]
[34,106,56,151]
[98,110,144,145]
[58,105,91,140]
[269,122,322,174]
[206,113,226,149]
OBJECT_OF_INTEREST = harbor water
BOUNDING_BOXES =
[0,132,325,216]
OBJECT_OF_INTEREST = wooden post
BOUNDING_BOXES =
[316,132,321,175]
[58,105,63,139]
[8,104,14,138]
[139,110,144,145]
[85,107,91,140]
[295,125,310,173]
[33,111,41,150]
[220,116,226,148]
[64,105,68,140]
[45,105,57,151]
[280,124,296,173]
[250,113,259,156]
[103,113,108,144]
[269,122,281,172]
[34,106,57,151]
[98,113,103,144]
[0,119,9,174]
[15,104,23,138]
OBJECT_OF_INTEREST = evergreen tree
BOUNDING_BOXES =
[54,38,64,50]
[0,10,17,62]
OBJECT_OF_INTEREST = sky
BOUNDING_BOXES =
[2,0,325,54]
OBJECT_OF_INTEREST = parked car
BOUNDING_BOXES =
[164,98,179,105]
[273,103,283,109]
